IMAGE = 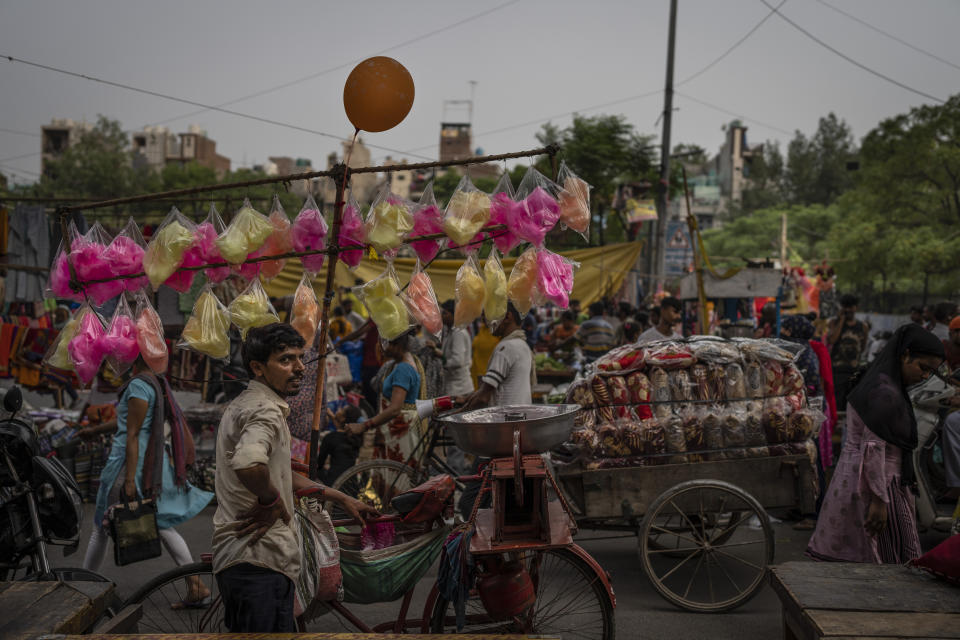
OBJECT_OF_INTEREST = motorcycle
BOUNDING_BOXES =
[910,370,959,533]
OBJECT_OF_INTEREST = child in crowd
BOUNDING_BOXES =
[317,404,363,485]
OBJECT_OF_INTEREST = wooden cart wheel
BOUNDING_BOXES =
[639,479,774,613]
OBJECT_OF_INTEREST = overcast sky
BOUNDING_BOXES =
[1,0,958,186]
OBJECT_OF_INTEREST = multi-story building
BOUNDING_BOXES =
[130,124,231,178]
[166,125,231,178]
[320,137,377,207]
[264,156,315,198]
[41,119,94,176]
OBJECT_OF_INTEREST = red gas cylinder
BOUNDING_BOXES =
[477,560,535,620]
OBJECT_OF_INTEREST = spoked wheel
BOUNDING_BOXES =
[327,460,421,520]
[430,548,615,640]
[639,479,774,613]
[123,562,225,633]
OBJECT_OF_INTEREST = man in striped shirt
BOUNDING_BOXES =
[576,302,616,363]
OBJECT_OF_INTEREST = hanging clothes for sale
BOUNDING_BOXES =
[9,204,52,302]
[0,204,9,254]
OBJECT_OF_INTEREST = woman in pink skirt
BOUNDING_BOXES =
[807,324,944,563]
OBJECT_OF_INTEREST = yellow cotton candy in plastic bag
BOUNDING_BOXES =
[216,202,275,264]
[144,219,195,289]
[454,256,485,327]
[46,313,80,371]
[507,247,539,315]
[366,201,413,252]
[483,251,507,326]
[229,279,280,338]
[358,271,410,340]
[444,190,491,246]
[181,289,231,359]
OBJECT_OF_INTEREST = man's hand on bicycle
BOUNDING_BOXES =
[325,488,380,525]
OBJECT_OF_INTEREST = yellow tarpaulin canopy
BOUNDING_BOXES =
[263,241,644,307]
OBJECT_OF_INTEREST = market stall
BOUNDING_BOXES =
[676,267,783,337]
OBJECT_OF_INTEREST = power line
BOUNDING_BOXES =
[1,54,438,162]
[675,91,794,136]
[149,0,522,128]
[677,0,787,86]
[814,0,960,72]
[0,127,41,138]
[759,0,945,103]
[0,151,42,164]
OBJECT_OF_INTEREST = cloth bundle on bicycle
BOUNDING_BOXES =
[389,474,455,524]
[339,525,449,604]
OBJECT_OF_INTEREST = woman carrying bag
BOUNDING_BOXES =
[80,356,214,608]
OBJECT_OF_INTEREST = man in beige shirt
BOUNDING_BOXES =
[213,323,376,633]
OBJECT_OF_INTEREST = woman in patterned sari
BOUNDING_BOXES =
[348,331,427,467]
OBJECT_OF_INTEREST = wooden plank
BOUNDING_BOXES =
[0,581,115,640]
[65,634,555,639]
[0,581,59,626]
[91,603,142,634]
[807,610,960,638]
[770,563,959,614]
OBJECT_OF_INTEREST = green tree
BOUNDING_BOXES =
[784,113,857,206]
[737,141,785,215]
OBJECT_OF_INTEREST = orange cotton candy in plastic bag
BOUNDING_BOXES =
[406,263,442,337]
[507,247,539,314]
[134,291,168,374]
[291,274,320,345]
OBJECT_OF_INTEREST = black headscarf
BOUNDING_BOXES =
[847,324,945,485]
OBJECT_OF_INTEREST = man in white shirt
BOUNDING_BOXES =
[440,300,475,396]
[637,296,684,344]
[458,302,534,410]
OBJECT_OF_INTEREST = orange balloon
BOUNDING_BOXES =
[343,57,415,133]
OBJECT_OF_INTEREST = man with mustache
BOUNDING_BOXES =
[213,323,376,633]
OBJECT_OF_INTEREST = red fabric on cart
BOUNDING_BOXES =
[810,339,837,468]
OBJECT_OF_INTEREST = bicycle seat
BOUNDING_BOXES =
[390,475,455,523]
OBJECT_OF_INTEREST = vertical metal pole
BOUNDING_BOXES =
[780,211,788,267]
[653,0,679,295]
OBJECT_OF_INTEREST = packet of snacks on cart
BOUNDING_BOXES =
[369,187,415,256]
[668,368,693,405]
[536,249,576,309]
[179,285,231,360]
[724,362,748,401]
[662,416,687,457]
[762,359,784,397]
[762,396,791,445]
[405,259,442,340]
[707,363,727,402]
[196,205,232,284]
[216,198,274,265]
[290,273,320,345]
[513,166,562,247]
[735,337,797,364]
[596,421,628,458]
[73,222,123,305]
[569,426,600,457]
[144,207,196,290]
[482,250,507,329]
[591,376,615,423]
[720,403,748,449]
[743,358,764,399]
[625,370,653,419]
[605,375,631,419]
[506,246,540,315]
[105,218,148,294]
[407,182,444,264]
[788,407,826,441]
[134,289,168,375]
[687,364,710,402]
[595,344,644,373]
[67,304,108,387]
[102,295,140,376]
[355,265,411,341]
[679,407,705,454]
[46,222,82,301]
[258,195,292,280]
[557,161,590,239]
[290,194,329,274]
[701,404,725,451]
[488,173,522,255]
[443,175,490,247]
[648,367,672,420]
[45,305,83,371]
[229,278,280,339]
[454,254,485,328]
[620,419,644,456]
[338,191,366,269]
[687,336,741,364]
[639,418,668,458]
[743,401,766,447]
[645,341,695,369]
[566,376,595,408]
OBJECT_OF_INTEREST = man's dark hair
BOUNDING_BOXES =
[341,404,361,424]
[440,299,456,314]
[910,305,924,314]
[561,310,575,322]
[570,299,581,308]
[242,323,306,376]
[342,298,353,309]
[354,278,364,286]
[635,311,649,326]
[661,296,682,313]
[505,301,522,325]
[618,302,633,316]
[333,306,344,316]
[622,321,641,342]
[589,301,605,317]
[839,293,859,308]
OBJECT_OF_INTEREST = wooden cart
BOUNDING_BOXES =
[555,450,818,613]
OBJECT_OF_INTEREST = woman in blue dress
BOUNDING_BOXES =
[79,356,213,607]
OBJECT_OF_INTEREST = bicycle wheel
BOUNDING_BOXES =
[327,459,421,519]
[430,547,615,640]
[639,479,774,613]
[124,561,225,634]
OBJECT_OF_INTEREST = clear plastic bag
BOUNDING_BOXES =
[606,375,631,419]
[557,161,590,238]
[366,184,413,254]
[46,222,82,301]
[453,254,485,327]
[104,218,148,293]
[144,207,197,289]
[45,306,82,370]
[721,403,748,448]
[744,359,764,399]
[102,295,141,376]
[165,220,205,294]
[649,367,672,420]
[701,405,725,451]
[229,278,281,338]
[566,377,595,407]
[591,376,615,423]
[668,369,693,413]
[687,337,741,364]
[506,246,539,315]
[663,416,687,455]
[762,397,791,444]
[680,408,705,454]
[762,360,784,397]
[488,173,522,255]
[291,194,328,274]
[707,363,727,401]
[645,341,695,368]
[625,370,653,419]
[73,222,122,304]
[408,182,444,264]
[513,167,562,247]
[355,266,411,341]
[67,304,107,386]
[290,273,320,346]
[596,344,645,373]
[788,407,826,441]
[736,338,797,364]
[443,175,490,247]
[689,364,712,402]
[180,285,231,359]
[134,289,168,374]
[261,195,293,280]
[743,401,766,446]
[216,198,274,264]
[338,191,366,268]
[482,249,507,329]
[725,362,747,401]
[405,259,442,339]
[196,205,232,284]
[535,249,576,309]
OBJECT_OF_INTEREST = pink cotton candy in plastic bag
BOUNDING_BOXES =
[102,296,140,375]
[67,306,107,386]
[234,247,264,281]
[291,195,328,273]
[513,168,562,247]
[47,225,81,301]
[488,173,522,254]
[165,241,204,293]
[134,290,168,374]
[74,223,123,304]
[536,249,576,309]
[197,205,232,283]
[409,182,445,264]
[103,218,148,293]
[338,192,366,268]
